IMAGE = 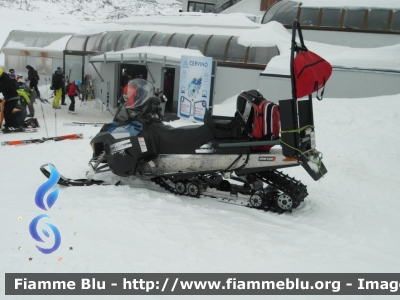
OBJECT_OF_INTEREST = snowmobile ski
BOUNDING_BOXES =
[40,163,119,187]
[0,128,38,134]
[1,133,83,146]
[63,122,106,127]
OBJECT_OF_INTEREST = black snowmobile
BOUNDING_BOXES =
[41,20,328,213]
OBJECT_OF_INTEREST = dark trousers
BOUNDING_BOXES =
[68,95,75,111]
[61,87,66,104]
[29,81,41,98]
[4,99,19,128]
[20,99,35,117]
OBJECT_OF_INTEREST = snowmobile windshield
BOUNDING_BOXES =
[125,79,154,110]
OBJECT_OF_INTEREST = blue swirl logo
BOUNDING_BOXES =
[29,164,62,254]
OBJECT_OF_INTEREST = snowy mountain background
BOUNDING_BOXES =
[0,0,182,20]
[1,4,400,300]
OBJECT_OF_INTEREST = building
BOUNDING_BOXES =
[6,13,278,111]
[1,2,399,112]
[262,0,400,47]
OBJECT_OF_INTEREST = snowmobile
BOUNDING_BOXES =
[41,20,329,213]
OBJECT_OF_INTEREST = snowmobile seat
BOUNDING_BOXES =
[203,110,243,139]
[149,122,215,154]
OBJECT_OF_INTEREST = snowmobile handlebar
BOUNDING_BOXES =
[139,96,163,122]
[154,90,167,103]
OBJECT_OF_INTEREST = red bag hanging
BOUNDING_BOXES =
[294,51,332,99]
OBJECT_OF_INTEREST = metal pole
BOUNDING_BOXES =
[55,107,57,137]
[39,100,49,138]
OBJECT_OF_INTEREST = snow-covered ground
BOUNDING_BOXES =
[1,85,399,300]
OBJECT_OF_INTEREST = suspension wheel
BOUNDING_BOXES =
[175,181,186,194]
[249,192,265,208]
[276,194,293,211]
[186,183,200,196]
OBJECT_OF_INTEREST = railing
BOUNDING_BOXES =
[212,0,242,14]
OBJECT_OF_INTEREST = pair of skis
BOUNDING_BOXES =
[0,128,38,134]
[1,133,83,146]
[63,122,107,127]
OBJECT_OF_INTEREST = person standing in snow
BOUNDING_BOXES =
[26,65,41,99]
[61,72,67,106]
[51,67,64,109]
[0,67,21,132]
[66,79,81,114]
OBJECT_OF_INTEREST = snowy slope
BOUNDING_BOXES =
[0,0,182,20]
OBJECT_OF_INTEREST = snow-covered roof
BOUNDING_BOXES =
[1,31,73,54]
[1,31,73,58]
[90,46,204,66]
[293,0,400,9]
[262,0,400,35]
[76,13,260,37]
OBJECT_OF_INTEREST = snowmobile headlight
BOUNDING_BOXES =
[91,142,94,150]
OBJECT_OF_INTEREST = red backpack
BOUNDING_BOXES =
[236,90,280,151]
[294,50,332,99]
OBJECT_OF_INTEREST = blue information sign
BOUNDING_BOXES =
[178,55,213,122]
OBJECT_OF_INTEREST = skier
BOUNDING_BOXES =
[0,67,22,132]
[26,65,41,99]
[61,72,67,106]
[51,67,64,109]
[9,73,18,84]
[12,104,39,128]
[66,80,81,114]
[13,104,27,127]
[17,87,35,117]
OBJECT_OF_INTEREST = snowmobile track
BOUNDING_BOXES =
[255,170,308,210]
[151,170,308,214]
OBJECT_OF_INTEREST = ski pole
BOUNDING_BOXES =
[55,106,57,137]
[106,81,110,112]
[43,78,50,100]
[104,81,114,117]
[47,77,51,98]
[39,98,49,138]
